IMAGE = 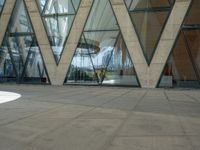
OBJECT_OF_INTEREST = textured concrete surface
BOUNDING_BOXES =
[0,84,199,150]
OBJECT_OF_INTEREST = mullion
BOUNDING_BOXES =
[128,0,133,11]
[182,30,200,83]
[37,62,46,78]
[101,32,120,84]
[183,25,200,30]
[56,16,60,43]
[41,65,45,77]
[23,2,32,32]
[42,0,49,15]
[0,0,5,16]
[167,0,172,5]
[49,17,57,45]
[5,36,18,80]
[82,33,99,84]
[170,0,175,5]
[42,13,74,17]
[84,29,119,32]
[183,30,200,83]
[9,32,34,37]
[130,6,171,13]
[13,36,26,73]
[20,36,35,82]
[96,0,110,30]
[71,0,76,13]
[37,62,43,78]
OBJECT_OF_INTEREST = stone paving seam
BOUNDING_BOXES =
[26,106,97,147]
[101,90,148,150]
[0,104,65,128]
[164,90,196,150]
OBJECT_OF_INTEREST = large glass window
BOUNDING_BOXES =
[37,0,81,63]
[0,0,5,14]
[159,0,200,88]
[0,0,49,84]
[65,0,139,86]
[184,0,200,25]
[125,0,174,63]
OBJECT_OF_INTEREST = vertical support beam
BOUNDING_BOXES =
[24,0,93,85]
[0,0,16,45]
[110,0,191,88]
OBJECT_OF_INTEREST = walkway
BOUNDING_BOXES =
[0,84,199,150]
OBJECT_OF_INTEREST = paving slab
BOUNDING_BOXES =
[0,84,199,150]
[107,136,193,150]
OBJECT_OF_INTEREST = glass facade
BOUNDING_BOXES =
[159,0,200,88]
[0,0,49,84]
[37,0,80,63]
[125,0,174,63]
[0,0,200,88]
[0,0,5,14]
[65,0,139,86]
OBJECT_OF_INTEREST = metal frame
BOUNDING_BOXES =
[111,31,141,87]
[182,30,200,83]
[100,32,120,85]
[82,33,100,84]
[0,0,51,85]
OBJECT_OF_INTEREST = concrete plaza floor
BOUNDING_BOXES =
[0,84,200,150]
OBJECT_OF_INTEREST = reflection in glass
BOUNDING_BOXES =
[37,0,80,63]
[0,0,5,13]
[159,0,200,88]
[66,0,139,86]
[128,0,172,10]
[130,11,168,62]
[184,0,200,25]
[125,0,173,63]
[84,0,118,31]
[66,36,98,84]
[184,30,200,78]
[9,1,32,33]
[0,47,16,82]
[159,32,200,88]
[44,15,74,62]
[103,34,138,86]
[0,0,49,84]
